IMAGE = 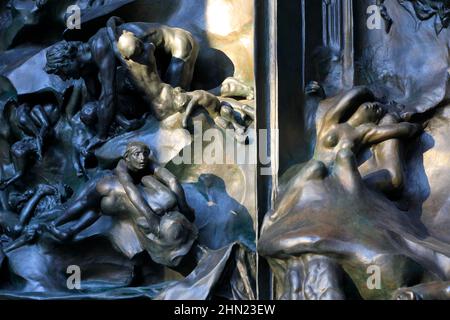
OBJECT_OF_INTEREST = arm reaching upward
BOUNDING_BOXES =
[90,32,116,141]
[322,87,375,127]
[106,16,128,65]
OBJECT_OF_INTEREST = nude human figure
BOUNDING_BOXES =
[45,142,194,241]
[107,16,199,90]
[107,16,254,99]
[175,88,251,136]
[110,29,180,120]
[1,183,73,253]
[110,30,253,141]
[315,87,421,193]
[0,102,60,190]
[358,113,406,197]
[45,18,199,150]
[71,99,147,178]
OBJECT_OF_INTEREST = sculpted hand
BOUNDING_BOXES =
[305,81,325,98]
[36,184,57,196]
[137,213,161,236]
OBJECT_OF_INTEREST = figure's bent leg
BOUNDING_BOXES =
[360,114,405,196]
[220,104,245,131]
[45,179,103,241]
[64,210,100,240]
[15,184,56,234]
[47,209,100,241]
[322,86,375,125]
[154,167,195,222]
[0,139,37,190]
[72,147,87,178]
[333,148,365,193]
[165,36,199,90]
[165,57,189,90]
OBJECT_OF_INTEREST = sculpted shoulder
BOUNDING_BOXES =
[88,28,113,62]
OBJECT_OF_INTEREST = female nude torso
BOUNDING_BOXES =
[97,172,177,220]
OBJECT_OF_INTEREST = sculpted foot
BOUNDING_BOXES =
[220,77,254,100]
[45,223,72,242]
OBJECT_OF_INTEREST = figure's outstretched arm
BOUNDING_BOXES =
[322,87,375,126]
[361,122,421,145]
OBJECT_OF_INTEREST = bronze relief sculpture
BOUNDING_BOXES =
[2,0,450,302]
[258,0,450,300]
[0,0,256,300]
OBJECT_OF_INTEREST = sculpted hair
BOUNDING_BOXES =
[123,141,151,159]
[45,41,82,74]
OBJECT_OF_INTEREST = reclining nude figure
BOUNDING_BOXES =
[258,87,450,300]
[106,23,254,137]
[314,86,421,195]
[44,142,195,256]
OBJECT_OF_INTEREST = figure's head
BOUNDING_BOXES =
[8,190,33,211]
[117,31,143,59]
[45,41,84,80]
[348,102,385,127]
[80,101,99,128]
[123,141,151,171]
